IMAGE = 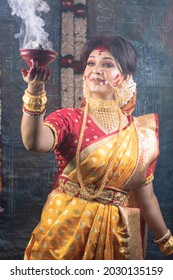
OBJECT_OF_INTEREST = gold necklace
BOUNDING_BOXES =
[75,99,123,200]
[88,98,119,132]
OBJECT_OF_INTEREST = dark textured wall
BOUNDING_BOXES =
[87,0,173,260]
[0,0,173,260]
[0,0,61,259]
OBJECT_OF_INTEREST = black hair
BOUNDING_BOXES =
[80,36,138,75]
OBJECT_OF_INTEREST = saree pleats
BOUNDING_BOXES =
[25,191,143,260]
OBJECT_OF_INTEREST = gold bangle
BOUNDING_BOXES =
[22,96,47,110]
[22,89,47,112]
[158,235,173,256]
[154,229,171,245]
[23,103,46,112]
[24,88,47,98]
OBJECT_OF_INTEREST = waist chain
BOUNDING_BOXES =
[54,176,129,207]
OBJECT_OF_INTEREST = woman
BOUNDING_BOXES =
[21,36,173,259]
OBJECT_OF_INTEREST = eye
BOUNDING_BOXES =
[102,62,114,68]
[86,61,95,67]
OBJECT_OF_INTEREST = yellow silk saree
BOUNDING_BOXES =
[24,113,159,260]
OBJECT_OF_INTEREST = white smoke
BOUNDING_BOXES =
[7,0,53,50]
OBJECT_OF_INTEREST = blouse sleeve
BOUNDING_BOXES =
[144,114,159,185]
[43,108,73,150]
[129,113,159,189]
[143,159,158,185]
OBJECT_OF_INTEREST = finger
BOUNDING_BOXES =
[33,67,43,81]
[21,68,28,78]
[31,59,39,70]
[45,69,51,82]
[37,67,46,81]
[34,67,50,82]
[28,67,37,80]
[39,68,46,81]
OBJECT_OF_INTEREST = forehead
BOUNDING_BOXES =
[88,49,115,60]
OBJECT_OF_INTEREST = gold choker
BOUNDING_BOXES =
[88,98,119,132]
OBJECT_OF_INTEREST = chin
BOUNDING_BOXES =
[91,92,109,99]
[89,86,106,94]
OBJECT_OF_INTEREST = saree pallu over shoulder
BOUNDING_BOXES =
[125,113,159,191]
[61,122,138,192]
[59,113,159,194]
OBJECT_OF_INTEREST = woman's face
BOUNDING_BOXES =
[84,48,124,100]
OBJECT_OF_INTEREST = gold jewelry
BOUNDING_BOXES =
[75,99,123,200]
[29,80,44,87]
[22,89,47,112]
[154,229,171,245]
[114,76,136,108]
[24,88,46,98]
[88,98,119,132]
[158,235,173,256]
[22,106,46,118]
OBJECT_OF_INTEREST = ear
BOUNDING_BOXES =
[124,74,131,81]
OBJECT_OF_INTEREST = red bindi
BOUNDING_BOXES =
[95,45,110,55]
[97,48,106,55]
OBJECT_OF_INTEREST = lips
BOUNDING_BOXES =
[90,77,106,84]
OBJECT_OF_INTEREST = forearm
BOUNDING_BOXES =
[134,183,167,239]
[139,193,167,238]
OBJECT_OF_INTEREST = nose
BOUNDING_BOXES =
[92,67,103,75]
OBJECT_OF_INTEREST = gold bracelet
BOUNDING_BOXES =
[158,235,173,256]
[23,103,46,112]
[154,229,171,245]
[22,89,47,112]
[25,88,46,98]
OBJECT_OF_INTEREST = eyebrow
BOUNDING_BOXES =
[88,55,115,62]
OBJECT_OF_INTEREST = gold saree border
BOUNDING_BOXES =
[43,122,59,151]
[119,206,145,260]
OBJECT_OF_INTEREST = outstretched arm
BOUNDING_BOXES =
[21,60,55,153]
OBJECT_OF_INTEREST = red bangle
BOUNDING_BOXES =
[22,106,46,117]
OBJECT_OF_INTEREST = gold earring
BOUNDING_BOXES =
[114,76,136,108]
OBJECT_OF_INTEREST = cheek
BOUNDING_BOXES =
[111,73,122,87]
[83,69,92,89]
[83,68,91,80]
